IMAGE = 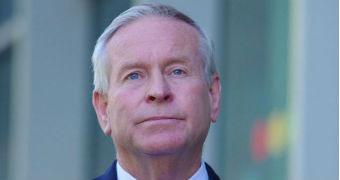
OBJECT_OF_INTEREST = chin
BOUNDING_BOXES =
[137,134,187,155]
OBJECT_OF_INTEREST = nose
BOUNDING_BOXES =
[146,74,173,103]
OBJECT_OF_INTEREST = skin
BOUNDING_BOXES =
[93,16,221,180]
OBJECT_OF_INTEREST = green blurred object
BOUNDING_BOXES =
[220,0,289,179]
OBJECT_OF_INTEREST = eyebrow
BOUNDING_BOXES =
[164,57,190,67]
[114,61,146,80]
[117,61,147,74]
[117,56,191,74]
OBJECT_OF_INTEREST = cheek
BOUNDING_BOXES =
[110,86,142,112]
[176,82,211,144]
[107,87,144,136]
[177,82,211,121]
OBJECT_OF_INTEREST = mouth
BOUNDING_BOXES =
[137,116,182,125]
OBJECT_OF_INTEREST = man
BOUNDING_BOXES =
[92,3,221,180]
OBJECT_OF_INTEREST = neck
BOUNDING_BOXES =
[117,148,202,180]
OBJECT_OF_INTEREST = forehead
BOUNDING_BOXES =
[105,16,201,65]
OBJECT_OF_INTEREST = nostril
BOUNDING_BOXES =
[164,95,170,101]
[149,96,156,101]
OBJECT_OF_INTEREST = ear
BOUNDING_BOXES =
[93,91,111,136]
[209,73,221,123]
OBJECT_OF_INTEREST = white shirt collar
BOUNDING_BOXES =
[116,160,208,180]
[189,161,209,180]
[117,161,136,180]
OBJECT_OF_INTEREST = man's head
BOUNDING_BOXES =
[92,3,217,94]
[92,3,221,157]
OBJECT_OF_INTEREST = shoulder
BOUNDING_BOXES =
[92,160,118,180]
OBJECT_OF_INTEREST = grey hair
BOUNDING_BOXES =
[91,3,217,94]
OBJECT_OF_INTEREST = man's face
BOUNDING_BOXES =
[94,16,220,156]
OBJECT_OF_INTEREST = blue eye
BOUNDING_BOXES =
[173,69,183,75]
[128,73,140,80]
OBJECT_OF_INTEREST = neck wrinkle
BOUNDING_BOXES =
[116,147,203,180]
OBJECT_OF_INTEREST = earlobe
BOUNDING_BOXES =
[103,118,112,136]
[93,91,111,136]
[209,74,221,123]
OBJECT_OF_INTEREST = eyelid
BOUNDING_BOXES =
[169,67,187,75]
[173,69,184,73]
[123,70,144,81]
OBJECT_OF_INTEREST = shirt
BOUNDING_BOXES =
[117,160,208,180]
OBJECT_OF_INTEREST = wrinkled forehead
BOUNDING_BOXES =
[108,16,200,49]
[105,15,203,66]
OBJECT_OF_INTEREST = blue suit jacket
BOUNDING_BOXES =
[93,160,220,180]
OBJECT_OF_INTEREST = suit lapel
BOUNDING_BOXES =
[94,160,220,180]
[205,162,220,180]
[93,160,118,180]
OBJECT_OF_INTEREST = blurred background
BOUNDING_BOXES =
[0,0,338,179]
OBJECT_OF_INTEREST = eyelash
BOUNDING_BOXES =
[172,69,185,76]
[125,72,142,80]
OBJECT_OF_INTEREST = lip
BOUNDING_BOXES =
[138,116,181,124]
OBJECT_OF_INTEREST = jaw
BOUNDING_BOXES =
[115,138,204,180]
[112,119,209,180]
[132,120,188,155]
